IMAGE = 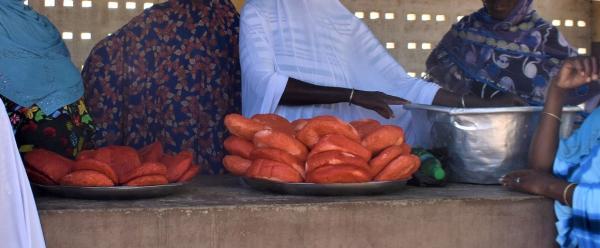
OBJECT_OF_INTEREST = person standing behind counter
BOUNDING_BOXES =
[82,0,241,174]
[240,0,525,146]
[0,0,95,159]
[502,57,600,248]
[426,0,599,106]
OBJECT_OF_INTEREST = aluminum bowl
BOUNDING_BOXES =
[405,104,581,184]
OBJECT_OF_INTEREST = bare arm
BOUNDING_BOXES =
[529,57,599,172]
[280,78,409,119]
[528,83,566,172]
[502,57,599,206]
[280,78,353,106]
[281,78,527,119]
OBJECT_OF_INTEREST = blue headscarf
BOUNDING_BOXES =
[426,0,597,106]
[0,0,83,113]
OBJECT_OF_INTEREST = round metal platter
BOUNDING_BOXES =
[32,183,188,200]
[241,177,407,196]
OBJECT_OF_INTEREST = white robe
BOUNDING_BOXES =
[239,0,440,145]
[0,98,46,248]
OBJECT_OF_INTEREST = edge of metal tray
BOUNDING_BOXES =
[404,103,581,115]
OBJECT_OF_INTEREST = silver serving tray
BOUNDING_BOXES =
[32,183,188,200]
[241,177,407,196]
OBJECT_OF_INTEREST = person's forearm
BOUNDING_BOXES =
[432,89,460,107]
[279,78,409,118]
[280,78,352,106]
[543,179,574,206]
[529,82,566,172]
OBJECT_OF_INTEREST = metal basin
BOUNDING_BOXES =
[405,104,581,184]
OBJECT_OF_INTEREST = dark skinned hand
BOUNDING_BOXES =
[555,57,599,89]
[500,170,566,197]
[351,90,410,119]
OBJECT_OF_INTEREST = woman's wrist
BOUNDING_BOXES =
[544,180,570,204]
[348,88,356,105]
[543,82,567,113]
[563,183,577,207]
[547,82,567,102]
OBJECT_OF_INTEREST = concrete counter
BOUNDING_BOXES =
[36,176,556,248]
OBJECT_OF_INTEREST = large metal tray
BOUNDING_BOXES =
[241,178,407,196]
[32,183,188,200]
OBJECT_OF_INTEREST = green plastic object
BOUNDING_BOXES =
[412,148,445,181]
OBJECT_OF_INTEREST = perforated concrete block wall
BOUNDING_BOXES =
[29,0,593,74]
[593,0,600,57]
[344,0,592,75]
[593,0,600,42]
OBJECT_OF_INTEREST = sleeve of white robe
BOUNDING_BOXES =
[0,98,46,248]
[347,20,441,105]
[343,20,440,146]
[239,3,290,117]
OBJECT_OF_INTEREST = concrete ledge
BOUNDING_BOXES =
[36,176,557,248]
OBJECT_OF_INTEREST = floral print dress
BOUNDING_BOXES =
[81,0,241,174]
[2,95,95,159]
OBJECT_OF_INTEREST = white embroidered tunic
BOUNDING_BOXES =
[239,0,440,145]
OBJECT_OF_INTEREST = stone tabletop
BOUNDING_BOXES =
[35,175,543,212]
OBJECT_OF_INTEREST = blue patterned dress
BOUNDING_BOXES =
[554,108,600,247]
[81,0,241,174]
[426,0,598,106]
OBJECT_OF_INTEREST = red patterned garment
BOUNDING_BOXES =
[82,0,241,174]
